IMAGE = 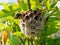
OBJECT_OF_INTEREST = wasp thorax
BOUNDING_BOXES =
[18,9,44,37]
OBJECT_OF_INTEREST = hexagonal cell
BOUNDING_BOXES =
[35,22,41,26]
[22,14,25,17]
[22,19,25,22]
[29,12,34,18]
[38,13,42,17]
[34,16,39,20]
[22,24,25,27]
[25,16,30,20]
[33,10,37,15]
[31,26,35,29]
[15,13,22,19]
[30,20,34,24]
[31,32,35,34]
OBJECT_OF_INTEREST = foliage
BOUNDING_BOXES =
[0,0,60,45]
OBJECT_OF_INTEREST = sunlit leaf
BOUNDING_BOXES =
[13,23,21,32]
[44,0,50,10]
[2,9,10,14]
[30,0,36,9]
[0,23,4,31]
[13,32,22,37]
[1,3,10,11]
[34,0,42,9]
[20,0,28,10]
[46,17,60,35]
[12,4,21,11]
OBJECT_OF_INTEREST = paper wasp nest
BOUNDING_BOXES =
[15,9,44,37]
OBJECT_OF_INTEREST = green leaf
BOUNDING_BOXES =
[9,36,19,45]
[1,3,10,11]
[13,32,22,37]
[12,4,21,11]
[39,0,43,3]
[2,9,10,14]
[46,38,55,45]
[50,3,56,8]
[46,17,60,35]
[34,0,42,9]
[20,0,28,10]
[9,5,13,11]
[54,38,60,45]
[44,0,50,10]
[30,0,36,10]
[13,23,21,32]
[53,11,60,18]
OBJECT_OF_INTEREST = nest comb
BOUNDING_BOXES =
[15,9,44,37]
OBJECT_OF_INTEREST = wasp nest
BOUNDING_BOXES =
[15,9,44,37]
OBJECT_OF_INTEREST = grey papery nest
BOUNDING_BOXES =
[15,9,44,37]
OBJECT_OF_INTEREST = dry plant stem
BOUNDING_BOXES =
[2,31,8,45]
[0,41,2,45]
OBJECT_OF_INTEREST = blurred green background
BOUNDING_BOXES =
[0,0,60,45]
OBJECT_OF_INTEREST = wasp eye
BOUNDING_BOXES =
[34,16,39,20]
[15,13,22,19]
[25,16,29,20]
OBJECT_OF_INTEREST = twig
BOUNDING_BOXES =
[17,0,20,4]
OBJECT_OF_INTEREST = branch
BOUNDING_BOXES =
[17,0,20,4]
